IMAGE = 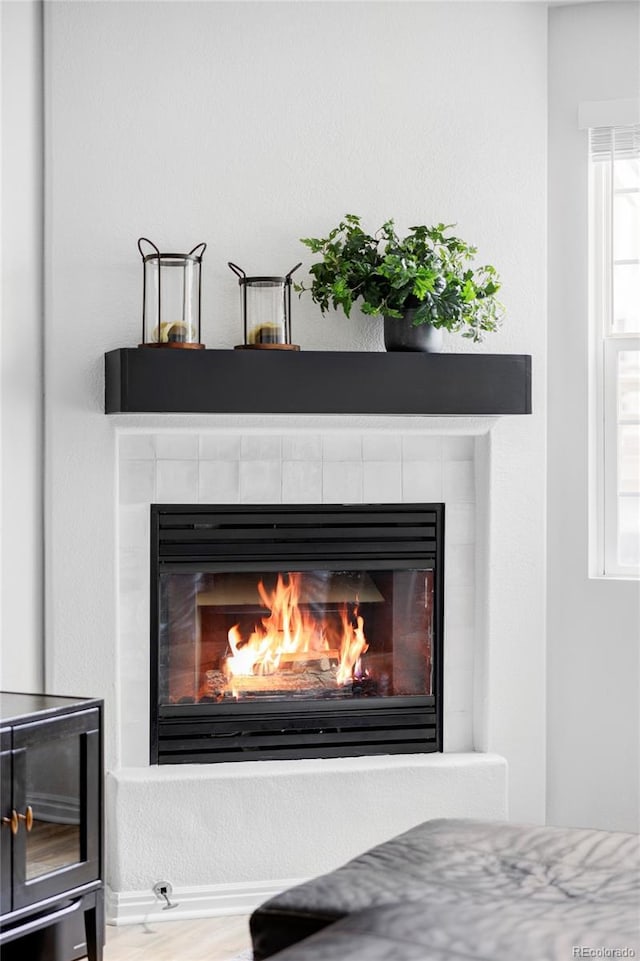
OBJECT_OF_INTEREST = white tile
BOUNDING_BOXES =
[446,504,476,546]
[198,461,240,503]
[119,591,149,636]
[402,460,442,502]
[120,722,149,768]
[119,504,150,551]
[119,672,150,765]
[443,460,476,504]
[118,548,148,596]
[445,667,473,714]
[282,434,322,461]
[441,435,475,461]
[444,627,475,672]
[363,461,402,502]
[119,460,156,505]
[119,433,155,460]
[120,664,148,700]
[118,632,148,673]
[154,433,199,460]
[445,586,476,630]
[446,544,475,591]
[322,434,362,461]
[156,459,198,502]
[240,435,282,460]
[443,711,473,752]
[282,460,322,503]
[402,435,443,461]
[362,434,402,462]
[322,461,363,503]
[199,434,241,460]
[239,460,282,503]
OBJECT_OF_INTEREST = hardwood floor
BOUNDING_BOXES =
[26,820,80,878]
[105,915,253,961]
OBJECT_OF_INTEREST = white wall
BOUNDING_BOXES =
[6,0,638,862]
[0,0,44,693]
[44,0,547,865]
[547,1,640,832]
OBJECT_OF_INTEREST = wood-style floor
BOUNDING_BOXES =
[104,915,253,961]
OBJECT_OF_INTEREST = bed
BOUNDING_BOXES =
[250,818,640,960]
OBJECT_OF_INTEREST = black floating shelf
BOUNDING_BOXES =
[105,348,531,416]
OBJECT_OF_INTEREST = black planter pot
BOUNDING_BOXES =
[383,310,443,352]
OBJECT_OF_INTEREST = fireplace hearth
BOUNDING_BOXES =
[150,503,444,763]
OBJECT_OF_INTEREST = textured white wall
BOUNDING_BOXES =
[44,0,547,896]
[0,0,44,693]
[547,2,640,833]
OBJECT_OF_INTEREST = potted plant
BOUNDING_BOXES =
[296,215,504,351]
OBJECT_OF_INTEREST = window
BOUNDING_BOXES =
[589,120,640,577]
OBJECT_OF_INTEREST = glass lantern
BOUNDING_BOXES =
[138,238,206,348]
[228,262,302,350]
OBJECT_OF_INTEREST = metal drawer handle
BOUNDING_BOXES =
[2,810,19,834]
[18,805,34,831]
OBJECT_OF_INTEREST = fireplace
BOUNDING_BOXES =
[150,503,444,763]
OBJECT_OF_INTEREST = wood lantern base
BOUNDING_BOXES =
[234,343,300,351]
[138,342,206,350]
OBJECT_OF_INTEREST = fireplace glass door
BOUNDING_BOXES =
[151,504,443,762]
[159,568,434,706]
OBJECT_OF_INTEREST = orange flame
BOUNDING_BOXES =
[335,607,368,684]
[224,573,368,691]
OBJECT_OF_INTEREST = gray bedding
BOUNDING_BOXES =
[251,818,640,960]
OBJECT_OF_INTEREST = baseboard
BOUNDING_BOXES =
[106,878,306,925]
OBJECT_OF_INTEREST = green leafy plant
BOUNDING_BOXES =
[296,214,504,341]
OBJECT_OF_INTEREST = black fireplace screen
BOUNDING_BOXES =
[150,504,443,763]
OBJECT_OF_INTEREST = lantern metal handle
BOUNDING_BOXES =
[138,237,161,260]
[283,264,302,345]
[285,263,303,283]
[138,238,162,344]
[189,243,207,344]
[228,262,246,281]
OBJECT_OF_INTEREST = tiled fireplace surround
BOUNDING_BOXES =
[108,423,509,923]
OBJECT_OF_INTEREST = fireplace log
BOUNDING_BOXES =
[205,665,350,696]
[275,650,338,664]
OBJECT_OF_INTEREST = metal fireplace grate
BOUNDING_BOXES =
[150,504,444,764]
[157,706,438,764]
[154,505,440,570]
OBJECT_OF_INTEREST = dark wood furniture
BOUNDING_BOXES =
[105,347,532,415]
[0,693,104,961]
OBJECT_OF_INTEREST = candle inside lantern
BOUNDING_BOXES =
[152,321,196,344]
[248,323,285,345]
[228,262,302,350]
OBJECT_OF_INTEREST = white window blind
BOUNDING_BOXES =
[589,119,640,577]
[590,125,640,163]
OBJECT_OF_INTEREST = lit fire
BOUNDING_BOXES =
[224,573,368,693]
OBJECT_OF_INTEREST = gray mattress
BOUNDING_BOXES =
[251,818,640,960]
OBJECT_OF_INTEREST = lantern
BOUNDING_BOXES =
[138,238,206,348]
[228,262,302,350]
